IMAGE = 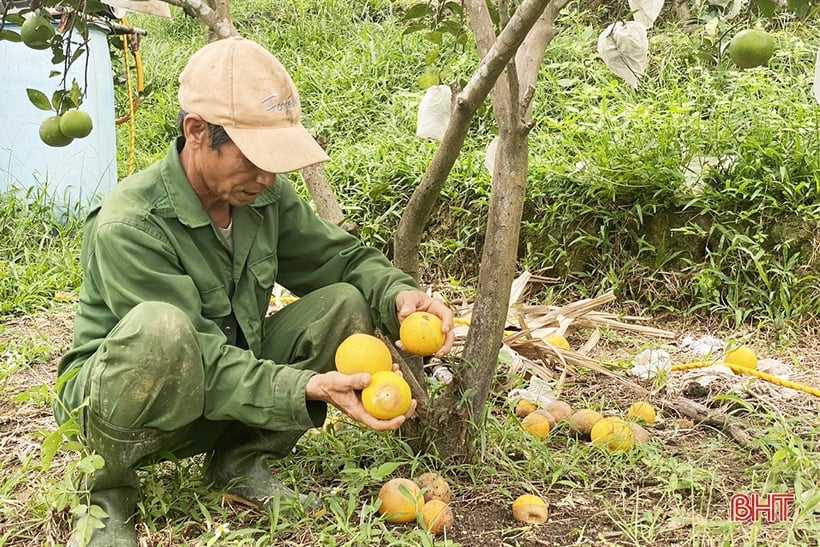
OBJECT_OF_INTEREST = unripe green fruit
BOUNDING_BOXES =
[59,110,93,138]
[728,29,775,69]
[39,116,73,147]
[20,14,55,50]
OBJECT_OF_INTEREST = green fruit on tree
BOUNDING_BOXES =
[39,116,73,148]
[20,14,55,50]
[728,29,775,69]
[59,110,93,138]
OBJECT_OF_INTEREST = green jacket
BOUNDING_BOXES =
[56,139,417,428]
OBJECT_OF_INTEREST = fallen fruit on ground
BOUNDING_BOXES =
[334,333,392,375]
[567,408,604,438]
[400,311,445,355]
[545,333,570,350]
[21,13,55,50]
[532,409,558,427]
[361,370,412,420]
[520,411,550,439]
[628,422,651,444]
[514,399,537,418]
[544,400,573,422]
[728,28,775,69]
[724,345,757,371]
[417,472,451,503]
[59,110,93,138]
[511,494,548,524]
[39,116,73,147]
[627,401,656,425]
[421,499,454,535]
[591,417,635,451]
[377,478,424,523]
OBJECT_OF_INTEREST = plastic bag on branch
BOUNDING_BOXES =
[597,21,649,89]
[814,43,820,105]
[416,85,451,141]
[484,136,499,174]
[629,0,663,28]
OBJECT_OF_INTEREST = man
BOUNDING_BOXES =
[54,36,454,546]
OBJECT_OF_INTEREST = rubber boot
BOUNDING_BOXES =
[203,424,320,511]
[68,411,178,547]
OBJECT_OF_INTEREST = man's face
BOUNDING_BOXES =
[199,138,277,206]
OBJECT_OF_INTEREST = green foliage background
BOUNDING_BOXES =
[5,0,820,329]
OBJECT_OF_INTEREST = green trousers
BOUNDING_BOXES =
[59,282,374,461]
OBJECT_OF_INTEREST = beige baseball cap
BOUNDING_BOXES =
[178,36,330,173]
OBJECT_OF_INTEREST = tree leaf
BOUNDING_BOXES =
[26,88,53,111]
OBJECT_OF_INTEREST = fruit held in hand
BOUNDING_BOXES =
[421,499,454,535]
[728,28,775,69]
[400,311,445,355]
[21,14,55,50]
[39,116,73,147]
[627,401,656,425]
[59,110,93,138]
[361,370,412,420]
[511,494,548,524]
[418,472,451,503]
[591,417,634,451]
[335,333,392,375]
[377,478,424,523]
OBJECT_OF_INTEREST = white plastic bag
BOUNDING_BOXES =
[629,0,664,28]
[597,21,649,89]
[416,85,451,141]
[484,136,499,174]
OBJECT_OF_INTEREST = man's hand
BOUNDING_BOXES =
[305,370,417,431]
[395,290,455,357]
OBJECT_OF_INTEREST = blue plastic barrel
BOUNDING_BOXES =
[0,22,117,212]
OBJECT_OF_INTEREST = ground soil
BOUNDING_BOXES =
[1,303,818,546]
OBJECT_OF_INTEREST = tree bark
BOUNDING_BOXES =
[300,163,358,234]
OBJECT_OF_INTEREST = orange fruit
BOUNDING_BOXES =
[544,400,573,422]
[399,311,445,355]
[21,14,54,50]
[567,408,604,438]
[514,399,537,418]
[421,499,454,535]
[728,28,775,69]
[511,494,548,524]
[377,477,424,523]
[39,116,73,147]
[520,411,550,439]
[545,333,570,350]
[334,333,392,375]
[627,401,656,425]
[361,371,412,420]
[59,110,93,138]
[417,472,451,503]
[590,417,634,451]
[724,346,757,371]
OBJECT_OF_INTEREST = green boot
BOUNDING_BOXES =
[204,425,319,511]
[68,412,178,546]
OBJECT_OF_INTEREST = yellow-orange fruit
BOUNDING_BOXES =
[421,499,454,535]
[520,412,551,439]
[511,494,548,524]
[567,408,604,438]
[400,311,445,355]
[418,472,451,503]
[361,371,412,420]
[377,478,424,523]
[590,417,634,451]
[627,401,656,425]
[514,399,538,418]
[334,333,392,375]
[532,409,558,428]
[724,346,758,371]
[545,333,570,350]
[544,400,573,422]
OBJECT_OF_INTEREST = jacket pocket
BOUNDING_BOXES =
[199,285,232,319]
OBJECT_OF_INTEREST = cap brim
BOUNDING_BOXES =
[224,125,330,173]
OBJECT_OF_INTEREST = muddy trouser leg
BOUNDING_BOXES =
[203,283,374,509]
[62,301,206,547]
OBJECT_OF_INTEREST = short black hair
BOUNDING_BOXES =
[177,110,232,150]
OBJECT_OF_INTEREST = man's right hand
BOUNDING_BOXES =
[305,371,417,431]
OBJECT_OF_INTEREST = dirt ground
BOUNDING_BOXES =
[1,303,819,546]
